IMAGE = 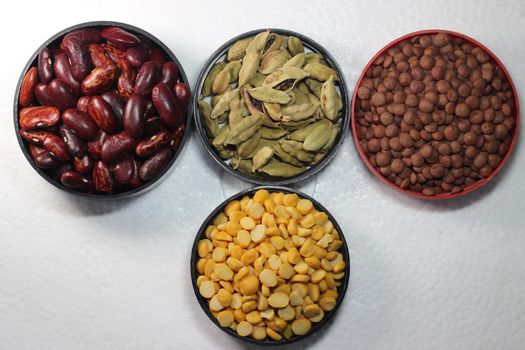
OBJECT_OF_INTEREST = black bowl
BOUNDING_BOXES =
[190,186,351,346]
[193,28,350,186]
[13,21,192,200]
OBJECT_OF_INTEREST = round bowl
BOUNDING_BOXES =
[193,28,350,186]
[190,186,351,345]
[13,21,192,200]
[351,29,520,200]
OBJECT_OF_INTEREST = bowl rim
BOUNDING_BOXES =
[189,185,351,346]
[351,29,520,200]
[192,28,350,186]
[13,20,193,200]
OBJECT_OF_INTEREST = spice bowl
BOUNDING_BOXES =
[190,186,350,345]
[352,29,519,200]
[193,29,350,186]
[14,21,192,199]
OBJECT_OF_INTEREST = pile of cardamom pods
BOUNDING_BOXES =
[197,30,344,178]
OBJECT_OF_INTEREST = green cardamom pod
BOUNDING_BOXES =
[262,66,309,92]
[198,99,219,137]
[280,139,316,163]
[264,102,282,121]
[283,53,306,68]
[303,123,332,151]
[202,62,226,97]
[252,146,275,171]
[303,62,338,82]
[321,75,338,120]
[246,30,270,53]
[321,124,340,151]
[261,127,287,140]
[212,124,231,148]
[228,37,252,61]
[259,160,305,177]
[247,138,279,159]
[305,78,322,98]
[228,96,244,126]
[237,129,262,158]
[211,89,238,119]
[273,144,304,167]
[262,33,283,58]
[248,72,267,87]
[289,119,331,142]
[287,36,304,56]
[259,49,291,75]
[238,50,261,86]
[211,69,231,95]
[304,53,327,66]
[224,114,264,145]
[231,158,254,174]
[247,86,292,104]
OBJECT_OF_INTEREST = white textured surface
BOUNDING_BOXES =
[1,0,524,349]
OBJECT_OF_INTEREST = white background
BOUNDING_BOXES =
[1,0,524,349]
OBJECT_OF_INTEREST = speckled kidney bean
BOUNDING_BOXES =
[35,83,53,106]
[101,90,124,129]
[61,28,101,81]
[19,106,60,130]
[135,130,172,158]
[76,96,91,112]
[19,67,39,108]
[87,96,116,133]
[101,27,140,48]
[73,155,94,175]
[29,144,59,169]
[62,108,99,140]
[93,160,113,193]
[87,131,107,160]
[111,154,134,186]
[48,79,77,111]
[61,171,94,192]
[54,52,81,95]
[161,62,179,86]
[20,130,69,161]
[125,35,152,67]
[174,83,190,109]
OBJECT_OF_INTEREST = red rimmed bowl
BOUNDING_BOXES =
[351,29,519,200]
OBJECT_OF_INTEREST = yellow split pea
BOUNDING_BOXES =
[196,189,346,341]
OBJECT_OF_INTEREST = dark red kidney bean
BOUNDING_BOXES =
[76,96,91,112]
[100,132,136,163]
[29,144,60,169]
[19,106,60,130]
[61,171,93,192]
[161,62,179,86]
[117,59,136,99]
[124,94,147,137]
[50,163,72,181]
[62,108,99,140]
[129,157,143,188]
[151,82,183,128]
[135,130,172,158]
[73,155,93,175]
[101,90,124,129]
[54,53,81,95]
[133,61,162,95]
[19,130,69,161]
[111,154,134,186]
[101,27,140,48]
[59,125,87,157]
[174,83,190,109]
[87,131,107,159]
[61,28,101,47]
[103,43,126,63]
[145,98,156,118]
[149,47,166,62]
[139,147,173,181]
[19,67,39,107]
[93,161,113,193]
[81,64,118,95]
[172,123,185,151]
[35,83,53,106]
[125,35,152,67]
[61,29,101,81]
[87,96,116,133]
[38,47,54,83]
[48,79,77,111]
[144,116,163,135]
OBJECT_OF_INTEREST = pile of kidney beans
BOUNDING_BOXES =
[17,26,190,194]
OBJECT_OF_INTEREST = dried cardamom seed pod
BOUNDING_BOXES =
[259,49,291,75]
[259,160,305,177]
[262,33,283,58]
[231,157,253,174]
[283,53,306,68]
[228,96,244,126]
[287,36,304,56]
[198,99,219,138]
[303,62,338,82]
[273,144,304,167]
[224,114,264,145]
[248,72,267,87]
[280,139,316,162]
[262,66,309,92]
[247,86,292,104]
[303,123,332,151]
[264,102,282,121]
[252,146,274,171]
[203,62,226,96]
[238,50,261,86]
[237,129,262,158]
[304,53,327,66]
[321,124,340,151]
[211,86,233,108]
[321,75,338,120]
[246,30,270,53]
[211,69,231,95]
[212,124,231,148]
[211,89,238,119]
[247,138,279,159]
[305,78,322,98]
[228,37,252,61]
[289,119,331,142]
[261,127,287,140]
